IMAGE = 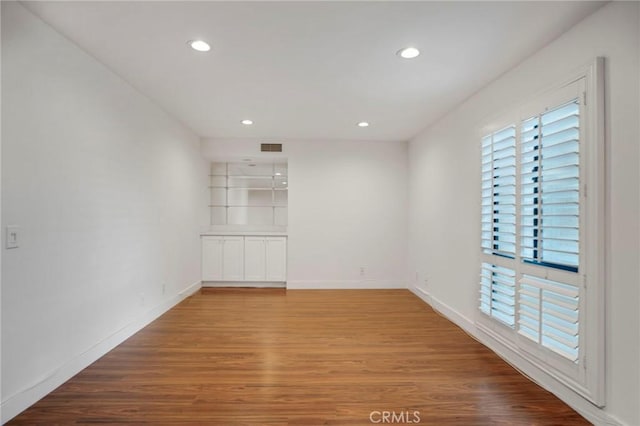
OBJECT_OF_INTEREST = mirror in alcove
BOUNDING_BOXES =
[209,161,288,226]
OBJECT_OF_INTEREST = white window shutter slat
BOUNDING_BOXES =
[518,275,579,363]
[479,263,516,327]
[520,100,580,271]
[481,126,517,258]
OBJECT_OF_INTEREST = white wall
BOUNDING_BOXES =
[407,2,639,425]
[202,138,408,289]
[0,2,3,421]
[286,140,407,289]
[1,3,208,422]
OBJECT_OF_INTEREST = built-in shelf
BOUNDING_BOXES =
[201,231,288,237]
[209,162,288,226]
[208,175,288,178]
[209,205,287,208]
[208,187,288,190]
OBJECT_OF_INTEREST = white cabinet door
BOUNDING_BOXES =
[222,237,244,281]
[202,236,223,281]
[266,237,287,281]
[203,235,285,283]
[244,237,266,281]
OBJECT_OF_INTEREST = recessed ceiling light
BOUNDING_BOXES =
[275,172,282,176]
[188,40,211,52]
[397,47,420,59]
[241,119,253,125]
[282,181,287,185]
[357,121,369,127]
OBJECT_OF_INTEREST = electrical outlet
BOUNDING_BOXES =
[139,293,146,306]
[6,226,19,249]
[162,283,166,295]
[359,267,365,276]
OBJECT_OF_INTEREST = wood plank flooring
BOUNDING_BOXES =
[10,289,589,425]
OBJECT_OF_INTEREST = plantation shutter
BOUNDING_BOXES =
[520,100,580,271]
[477,65,604,405]
[480,263,516,327]
[481,126,517,257]
[517,275,579,362]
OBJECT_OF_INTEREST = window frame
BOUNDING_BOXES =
[476,58,605,406]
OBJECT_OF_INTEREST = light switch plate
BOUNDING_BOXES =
[6,225,19,249]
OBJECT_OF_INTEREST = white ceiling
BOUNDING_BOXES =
[23,1,604,142]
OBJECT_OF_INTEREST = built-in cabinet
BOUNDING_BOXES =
[202,235,287,283]
[202,236,245,281]
[243,237,266,281]
[264,237,287,281]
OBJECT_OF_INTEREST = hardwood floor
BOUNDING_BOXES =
[10,289,589,425]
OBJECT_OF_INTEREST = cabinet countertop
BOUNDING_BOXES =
[201,231,288,237]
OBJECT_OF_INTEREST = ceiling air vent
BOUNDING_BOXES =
[261,143,283,152]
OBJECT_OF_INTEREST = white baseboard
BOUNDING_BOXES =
[1,280,202,424]
[411,285,433,305]
[286,279,406,290]
[202,281,285,288]
[408,285,622,426]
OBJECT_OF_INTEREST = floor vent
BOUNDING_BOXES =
[261,143,283,152]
